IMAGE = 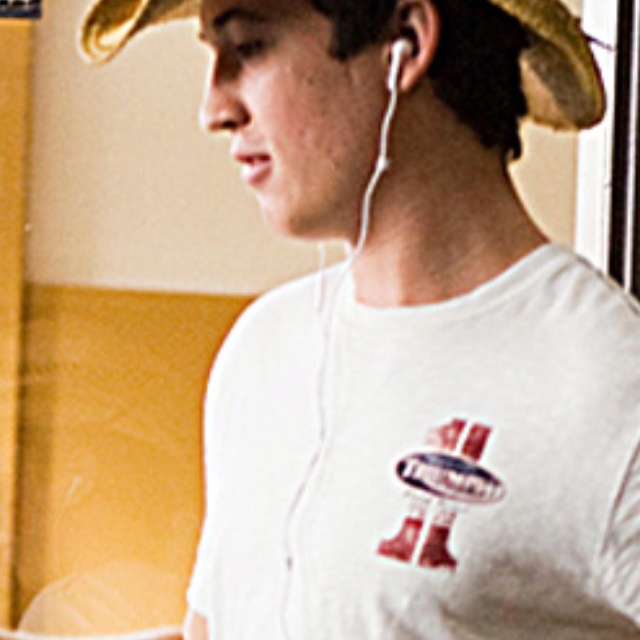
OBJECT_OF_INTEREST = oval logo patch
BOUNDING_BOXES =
[397,452,506,505]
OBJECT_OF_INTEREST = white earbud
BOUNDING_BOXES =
[387,38,412,91]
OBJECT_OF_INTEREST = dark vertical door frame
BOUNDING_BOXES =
[608,0,640,296]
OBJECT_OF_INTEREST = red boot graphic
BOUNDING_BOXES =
[378,420,493,570]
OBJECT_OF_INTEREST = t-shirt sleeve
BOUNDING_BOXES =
[597,444,640,626]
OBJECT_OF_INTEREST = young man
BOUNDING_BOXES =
[81,0,640,638]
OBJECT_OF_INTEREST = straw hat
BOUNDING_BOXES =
[79,0,605,130]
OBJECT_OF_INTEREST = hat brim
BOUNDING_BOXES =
[489,0,605,129]
[79,0,605,131]
[80,0,199,64]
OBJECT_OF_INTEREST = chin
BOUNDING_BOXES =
[260,199,355,244]
[267,217,350,244]
[262,206,322,241]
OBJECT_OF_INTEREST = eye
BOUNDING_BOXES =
[234,39,265,59]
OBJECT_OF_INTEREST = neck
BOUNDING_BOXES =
[349,123,547,307]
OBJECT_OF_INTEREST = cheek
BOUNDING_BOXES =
[257,61,384,182]
[288,76,337,149]
[296,91,365,168]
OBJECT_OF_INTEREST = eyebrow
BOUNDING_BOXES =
[198,5,271,44]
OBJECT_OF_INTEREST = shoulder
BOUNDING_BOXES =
[239,270,321,324]
[536,246,640,351]
[226,268,328,346]
[228,262,350,339]
[209,265,345,377]
[203,268,341,424]
[510,246,640,417]
[536,246,640,318]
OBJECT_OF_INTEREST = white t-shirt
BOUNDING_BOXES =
[188,244,640,639]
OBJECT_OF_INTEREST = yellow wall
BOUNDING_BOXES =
[0,21,31,628]
[15,285,251,633]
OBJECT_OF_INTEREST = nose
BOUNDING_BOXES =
[199,55,249,133]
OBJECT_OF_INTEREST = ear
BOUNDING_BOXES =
[385,0,441,92]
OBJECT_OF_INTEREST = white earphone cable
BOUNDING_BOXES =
[281,41,409,640]
[349,41,406,263]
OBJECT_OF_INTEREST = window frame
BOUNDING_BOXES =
[576,0,640,297]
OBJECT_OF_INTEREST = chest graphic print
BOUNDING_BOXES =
[378,418,505,570]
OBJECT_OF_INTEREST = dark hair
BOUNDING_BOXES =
[308,0,529,159]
